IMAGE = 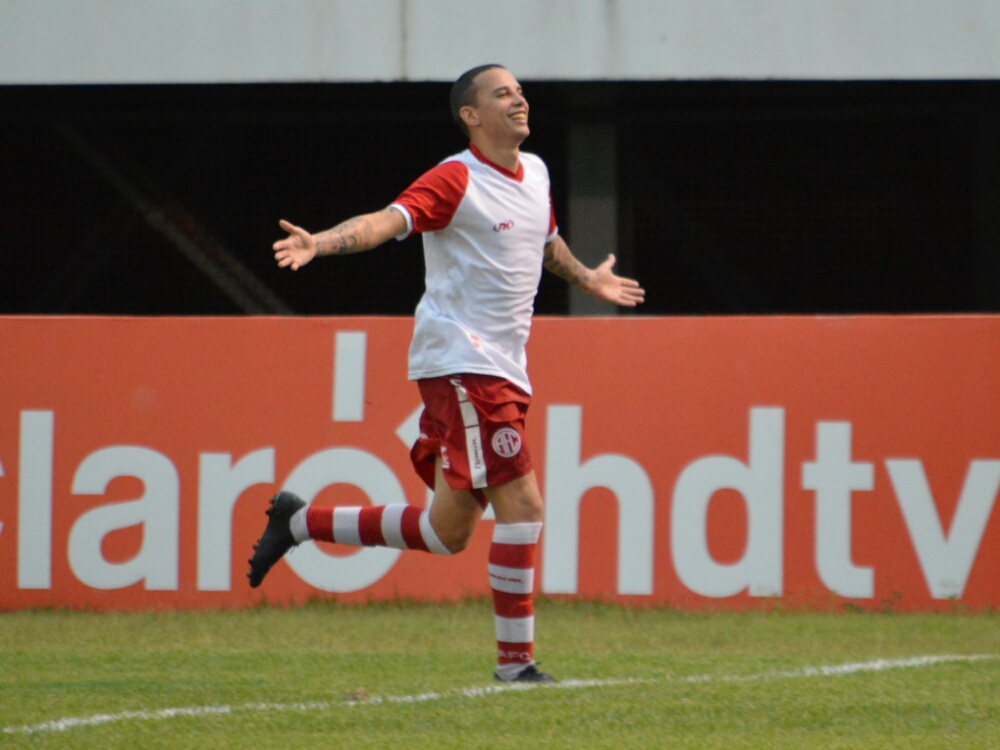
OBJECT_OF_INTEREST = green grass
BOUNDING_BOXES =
[2,600,998,748]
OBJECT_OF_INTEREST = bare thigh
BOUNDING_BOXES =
[428,459,484,553]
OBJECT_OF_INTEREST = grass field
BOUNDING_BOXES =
[2,600,998,749]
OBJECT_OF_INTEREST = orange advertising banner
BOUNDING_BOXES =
[1,315,998,612]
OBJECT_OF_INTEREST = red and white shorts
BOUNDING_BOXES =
[410,374,533,507]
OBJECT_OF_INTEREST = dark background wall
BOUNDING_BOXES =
[3,80,998,316]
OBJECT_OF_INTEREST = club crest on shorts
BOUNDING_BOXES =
[491,427,522,458]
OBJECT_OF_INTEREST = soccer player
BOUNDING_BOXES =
[248,64,645,682]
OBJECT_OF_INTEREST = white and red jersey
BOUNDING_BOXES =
[390,144,558,395]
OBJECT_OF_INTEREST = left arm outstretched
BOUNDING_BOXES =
[543,235,645,307]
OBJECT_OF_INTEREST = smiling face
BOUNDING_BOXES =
[461,66,530,148]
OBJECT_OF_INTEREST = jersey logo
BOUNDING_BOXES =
[491,427,522,458]
[493,220,515,232]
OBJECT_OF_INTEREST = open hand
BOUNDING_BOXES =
[589,254,645,307]
[273,219,317,271]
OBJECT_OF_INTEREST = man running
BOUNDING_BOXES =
[248,63,645,682]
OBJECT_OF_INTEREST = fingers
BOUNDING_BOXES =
[600,257,644,297]
[274,220,299,252]
[274,247,305,271]
[616,288,645,306]
[274,219,308,271]
[275,219,309,247]
[590,252,646,307]
[613,274,646,307]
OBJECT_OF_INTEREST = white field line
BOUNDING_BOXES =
[4,654,996,736]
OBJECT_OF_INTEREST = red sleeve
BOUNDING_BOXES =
[393,160,469,234]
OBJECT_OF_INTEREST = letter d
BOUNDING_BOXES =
[671,407,785,597]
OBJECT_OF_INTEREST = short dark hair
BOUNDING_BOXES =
[450,64,506,138]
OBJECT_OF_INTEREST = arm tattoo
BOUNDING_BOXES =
[316,216,376,256]
[543,238,592,288]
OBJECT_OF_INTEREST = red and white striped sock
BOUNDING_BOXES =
[490,522,542,680]
[289,504,451,555]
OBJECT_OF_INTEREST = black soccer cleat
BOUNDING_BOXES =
[494,664,557,683]
[247,491,306,588]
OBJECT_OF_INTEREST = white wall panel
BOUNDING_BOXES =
[2,0,999,83]
[0,0,405,83]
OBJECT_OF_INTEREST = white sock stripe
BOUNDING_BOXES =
[488,563,534,594]
[380,504,408,550]
[289,507,310,544]
[495,614,535,644]
[332,507,363,546]
[492,522,542,545]
[419,510,452,555]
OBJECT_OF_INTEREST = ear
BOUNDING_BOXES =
[459,105,480,131]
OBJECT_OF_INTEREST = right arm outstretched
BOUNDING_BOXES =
[272,207,408,271]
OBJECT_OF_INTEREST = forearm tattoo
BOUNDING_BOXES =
[544,238,592,288]
[316,216,376,256]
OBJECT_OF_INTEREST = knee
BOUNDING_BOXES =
[520,492,544,523]
[438,525,474,554]
[427,511,477,554]
[495,489,544,525]
[495,474,542,518]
